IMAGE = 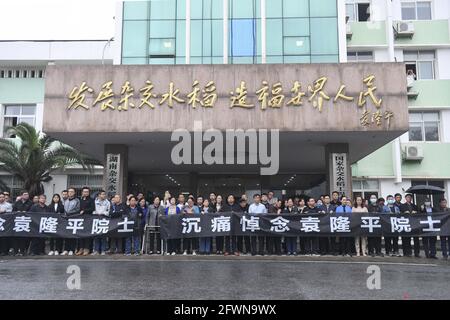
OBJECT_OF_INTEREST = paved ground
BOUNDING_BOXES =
[0,255,449,300]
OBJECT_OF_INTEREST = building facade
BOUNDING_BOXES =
[0,0,448,205]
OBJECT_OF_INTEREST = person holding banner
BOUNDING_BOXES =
[221,194,241,256]
[108,194,126,255]
[353,195,368,256]
[303,197,320,256]
[48,194,65,256]
[0,193,13,256]
[92,190,111,256]
[29,194,51,255]
[147,196,164,255]
[165,197,181,255]
[198,199,212,255]
[12,190,33,256]
[400,194,420,258]
[420,198,438,259]
[384,195,401,257]
[182,197,200,256]
[283,198,298,256]
[438,198,450,260]
[248,194,268,256]
[61,187,80,256]
[367,194,384,257]
[124,196,143,256]
[238,197,251,255]
[335,196,353,256]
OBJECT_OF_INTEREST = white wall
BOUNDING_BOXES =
[43,174,68,202]
[379,178,412,198]
[436,49,450,80]
[434,0,450,20]
[441,110,450,143]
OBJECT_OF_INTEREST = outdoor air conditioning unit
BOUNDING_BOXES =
[395,21,415,38]
[403,144,424,161]
[346,23,353,39]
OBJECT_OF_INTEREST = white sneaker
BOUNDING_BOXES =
[61,251,68,256]
[54,251,59,256]
[68,251,74,256]
[192,251,197,256]
[171,252,176,255]
[91,251,99,256]
[101,252,106,256]
[183,250,187,256]
[48,251,54,256]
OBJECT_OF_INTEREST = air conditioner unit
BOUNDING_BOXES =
[395,21,415,38]
[403,144,424,161]
[346,23,353,39]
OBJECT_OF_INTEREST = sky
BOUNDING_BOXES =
[0,0,117,40]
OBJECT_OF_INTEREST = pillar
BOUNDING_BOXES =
[325,143,353,199]
[103,144,128,199]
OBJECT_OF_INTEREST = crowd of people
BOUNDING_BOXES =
[0,188,449,260]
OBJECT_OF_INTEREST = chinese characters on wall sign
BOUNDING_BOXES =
[105,154,120,198]
[67,75,394,127]
[331,153,349,197]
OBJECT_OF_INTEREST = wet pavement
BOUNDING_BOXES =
[0,255,449,300]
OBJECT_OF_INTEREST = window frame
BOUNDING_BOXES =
[401,0,433,21]
[352,179,380,201]
[408,111,440,142]
[345,0,371,22]
[404,50,435,80]
[2,104,37,138]
[347,51,373,62]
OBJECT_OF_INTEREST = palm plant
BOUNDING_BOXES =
[0,122,101,197]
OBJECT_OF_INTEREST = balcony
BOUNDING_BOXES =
[394,20,450,47]
[346,21,387,48]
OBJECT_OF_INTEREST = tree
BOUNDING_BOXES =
[0,123,101,197]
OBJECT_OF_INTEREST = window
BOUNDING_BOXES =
[409,112,440,142]
[352,180,379,201]
[67,175,104,198]
[347,51,373,62]
[0,175,24,198]
[230,19,256,57]
[0,68,44,79]
[404,50,435,80]
[401,1,432,20]
[411,180,445,208]
[3,105,36,138]
[346,1,370,22]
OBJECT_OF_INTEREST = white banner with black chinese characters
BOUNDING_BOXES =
[159,212,450,240]
[0,213,138,238]
[105,153,120,198]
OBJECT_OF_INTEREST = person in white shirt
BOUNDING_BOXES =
[0,193,12,256]
[92,190,111,255]
[248,194,267,255]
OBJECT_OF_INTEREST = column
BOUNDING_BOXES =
[325,143,353,198]
[103,144,128,199]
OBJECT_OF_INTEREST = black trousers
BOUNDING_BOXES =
[340,237,354,255]
[385,236,399,254]
[64,239,76,252]
[0,238,10,254]
[243,236,251,254]
[422,236,437,258]
[319,237,330,254]
[13,238,29,254]
[215,236,224,253]
[29,238,45,254]
[368,237,382,255]
[224,236,236,253]
[183,238,198,253]
[304,237,319,254]
[49,238,63,252]
[250,236,259,255]
[266,237,281,255]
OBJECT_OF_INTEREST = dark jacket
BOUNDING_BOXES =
[304,206,319,214]
[221,202,241,213]
[126,205,143,231]
[80,196,95,215]
[420,206,437,214]
[50,202,65,214]
[109,202,127,218]
[319,204,336,214]
[29,203,51,213]
[400,202,419,214]
[282,206,298,214]
[13,199,33,212]
[367,204,383,213]
[238,204,249,213]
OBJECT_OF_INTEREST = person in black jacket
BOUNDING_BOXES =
[12,190,33,256]
[367,194,383,257]
[420,198,438,259]
[221,194,241,256]
[109,194,127,254]
[48,193,65,256]
[400,193,420,257]
[238,197,251,254]
[29,194,51,255]
[303,197,320,256]
[76,187,95,256]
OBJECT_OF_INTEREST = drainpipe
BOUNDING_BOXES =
[386,0,403,184]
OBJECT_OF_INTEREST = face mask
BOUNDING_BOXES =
[370,198,377,204]
[387,199,394,205]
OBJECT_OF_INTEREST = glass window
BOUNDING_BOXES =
[346,3,355,22]
[404,50,435,80]
[149,38,175,56]
[283,0,309,18]
[190,0,203,19]
[266,19,283,56]
[409,112,440,142]
[176,20,186,58]
[122,57,148,64]
[231,0,254,19]
[230,19,256,57]
[191,20,203,57]
[310,18,338,55]
[266,0,282,18]
[3,105,36,138]
[417,1,432,20]
[150,0,176,20]
[283,18,309,37]
[401,2,417,20]
[310,0,337,17]
[284,37,310,55]
[123,1,149,20]
[411,180,445,208]
[122,21,148,57]
[347,51,373,62]
[150,20,175,38]
[418,61,434,80]
[352,179,379,201]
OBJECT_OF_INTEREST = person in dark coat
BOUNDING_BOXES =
[400,193,420,257]
[221,194,241,256]
[48,193,65,256]
[29,194,51,255]
[420,198,438,259]
[75,187,95,256]
[366,194,383,257]
[12,190,33,256]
